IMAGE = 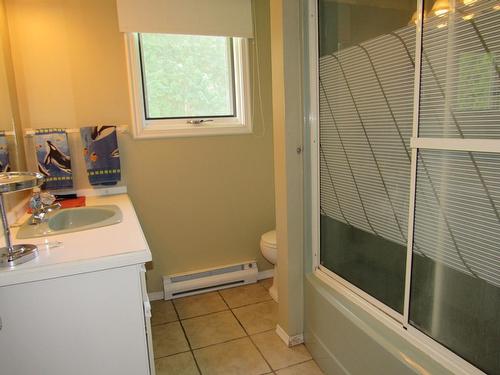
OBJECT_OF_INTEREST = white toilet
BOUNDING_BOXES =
[260,229,278,302]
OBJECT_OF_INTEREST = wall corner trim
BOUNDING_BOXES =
[276,324,304,347]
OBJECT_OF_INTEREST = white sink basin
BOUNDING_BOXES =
[16,205,122,239]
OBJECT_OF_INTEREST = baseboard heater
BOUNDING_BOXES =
[163,260,258,300]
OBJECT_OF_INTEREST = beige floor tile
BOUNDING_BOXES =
[259,278,274,291]
[155,352,200,375]
[194,337,271,375]
[152,321,190,358]
[151,300,178,326]
[173,292,228,319]
[182,310,246,349]
[233,300,278,335]
[219,283,272,308]
[251,330,312,370]
[276,360,324,375]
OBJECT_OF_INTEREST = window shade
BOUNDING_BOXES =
[116,0,253,38]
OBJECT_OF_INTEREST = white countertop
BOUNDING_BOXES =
[0,194,152,287]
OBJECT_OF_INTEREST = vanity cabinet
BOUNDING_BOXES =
[0,264,154,375]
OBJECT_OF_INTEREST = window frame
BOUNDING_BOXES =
[125,33,252,139]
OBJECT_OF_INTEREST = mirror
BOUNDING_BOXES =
[0,0,26,172]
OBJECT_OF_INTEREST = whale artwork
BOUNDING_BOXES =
[91,126,116,142]
[37,162,50,177]
[44,140,72,173]
[0,132,10,172]
[80,125,121,186]
[34,129,73,190]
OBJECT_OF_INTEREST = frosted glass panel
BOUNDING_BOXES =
[317,0,500,371]
[319,0,416,313]
[413,150,500,285]
[419,0,500,138]
[411,3,500,371]
[410,150,500,374]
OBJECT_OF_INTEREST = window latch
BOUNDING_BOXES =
[187,119,213,125]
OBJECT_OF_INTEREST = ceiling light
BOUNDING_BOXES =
[432,0,450,16]
[409,10,419,25]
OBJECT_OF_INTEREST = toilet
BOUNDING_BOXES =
[260,229,278,302]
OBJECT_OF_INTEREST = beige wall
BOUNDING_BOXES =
[0,0,13,131]
[1,0,24,171]
[5,0,275,292]
[1,0,28,223]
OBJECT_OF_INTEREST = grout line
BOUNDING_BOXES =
[151,318,179,327]
[218,283,273,310]
[275,358,317,373]
[229,306,251,337]
[247,329,275,373]
[221,296,274,310]
[231,299,277,313]
[217,288,231,307]
[217,290,232,312]
[153,348,192,361]
[191,335,249,352]
[219,289,276,373]
[222,296,274,309]
[170,299,203,375]
[177,308,229,322]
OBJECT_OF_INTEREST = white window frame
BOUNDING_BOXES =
[125,33,252,139]
[308,0,491,374]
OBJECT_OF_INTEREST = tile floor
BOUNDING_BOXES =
[151,278,324,375]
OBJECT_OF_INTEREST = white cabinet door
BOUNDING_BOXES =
[0,265,150,375]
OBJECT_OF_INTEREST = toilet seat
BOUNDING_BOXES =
[259,229,278,303]
[260,230,276,248]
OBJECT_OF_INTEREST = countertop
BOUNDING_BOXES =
[0,194,151,287]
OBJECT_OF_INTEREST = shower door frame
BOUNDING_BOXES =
[308,0,495,374]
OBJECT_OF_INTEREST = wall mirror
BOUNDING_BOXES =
[0,0,25,172]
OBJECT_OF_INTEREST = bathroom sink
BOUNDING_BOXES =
[16,205,123,239]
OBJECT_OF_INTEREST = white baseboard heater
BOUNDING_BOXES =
[163,260,258,300]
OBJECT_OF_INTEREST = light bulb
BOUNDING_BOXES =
[409,10,419,25]
[432,0,450,16]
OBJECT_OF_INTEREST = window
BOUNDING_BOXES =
[126,33,251,138]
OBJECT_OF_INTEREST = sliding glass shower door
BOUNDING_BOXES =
[316,0,500,373]
[318,0,417,314]
[410,1,500,373]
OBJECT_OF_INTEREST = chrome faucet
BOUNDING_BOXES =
[29,188,61,225]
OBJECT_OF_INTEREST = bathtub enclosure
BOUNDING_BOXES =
[307,0,500,374]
